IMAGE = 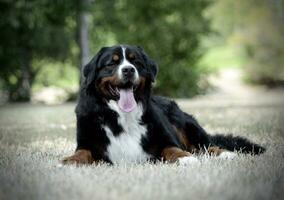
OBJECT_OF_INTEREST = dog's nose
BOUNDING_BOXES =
[122,66,135,78]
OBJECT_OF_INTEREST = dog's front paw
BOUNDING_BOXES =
[61,149,94,165]
[177,156,200,166]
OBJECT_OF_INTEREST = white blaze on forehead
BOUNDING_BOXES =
[117,46,139,81]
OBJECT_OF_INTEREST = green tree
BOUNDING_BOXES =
[91,0,210,97]
[0,0,74,101]
[0,0,211,101]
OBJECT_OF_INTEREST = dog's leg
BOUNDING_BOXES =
[161,147,199,165]
[61,149,94,165]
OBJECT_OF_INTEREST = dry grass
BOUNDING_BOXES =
[0,95,284,200]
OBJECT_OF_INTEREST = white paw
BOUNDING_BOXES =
[219,151,237,160]
[178,156,200,166]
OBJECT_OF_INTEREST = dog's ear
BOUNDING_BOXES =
[147,58,158,82]
[137,46,158,82]
[82,47,108,86]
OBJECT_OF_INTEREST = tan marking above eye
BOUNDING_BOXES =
[128,53,135,59]
[112,54,119,61]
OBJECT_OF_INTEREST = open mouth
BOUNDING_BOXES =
[107,83,138,113]
[108,83,138,98]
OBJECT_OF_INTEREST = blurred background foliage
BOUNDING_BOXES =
[204,0,284,86]
[0,0,283,102]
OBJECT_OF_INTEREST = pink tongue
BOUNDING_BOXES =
[118,88,137,112]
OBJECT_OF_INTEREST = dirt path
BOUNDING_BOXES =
[178,68,284,108]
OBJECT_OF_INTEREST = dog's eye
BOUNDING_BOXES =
[128,53,136,60]
[112,54,120,61]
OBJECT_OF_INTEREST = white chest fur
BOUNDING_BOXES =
[103,100,151,164]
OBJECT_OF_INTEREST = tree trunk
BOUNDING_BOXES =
[76,0,90,78]
[9,51,33,102]
[19,62,32,101]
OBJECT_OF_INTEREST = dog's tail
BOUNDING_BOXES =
[209,134,266,154]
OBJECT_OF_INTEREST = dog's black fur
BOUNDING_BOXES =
[64,44,265,165]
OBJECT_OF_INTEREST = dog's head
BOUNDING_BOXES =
[83,44,158,112]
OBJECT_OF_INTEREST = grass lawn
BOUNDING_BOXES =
[0,94,283,200]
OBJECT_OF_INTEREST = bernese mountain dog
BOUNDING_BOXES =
[62,44,265,165]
